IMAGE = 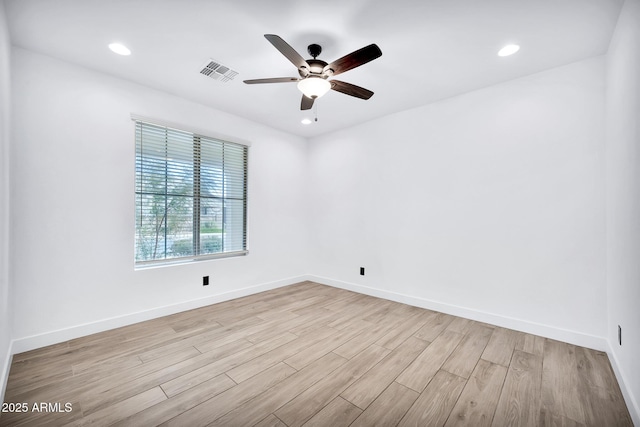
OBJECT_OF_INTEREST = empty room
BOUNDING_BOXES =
[0,0,638,425]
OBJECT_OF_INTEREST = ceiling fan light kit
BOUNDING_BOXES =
[244,34,382,111]
[297,77,331,99]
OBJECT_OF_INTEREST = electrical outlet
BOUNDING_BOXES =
[203,276,209,286]
[618,325,622,345]
[360,267,365,276]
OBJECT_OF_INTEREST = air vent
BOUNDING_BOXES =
[199,59,238,82]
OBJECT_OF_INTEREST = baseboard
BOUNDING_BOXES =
[606,342,640,426]
[10,274,605,353]
[0,339,12,404]
[11,275,310,355]
[308,275,608,352]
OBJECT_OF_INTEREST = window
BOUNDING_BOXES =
[134,120,248,266]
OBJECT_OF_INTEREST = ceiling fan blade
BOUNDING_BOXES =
[324,44,382,77]
[264,34,310,70]
[330,80,374,100]
[301,95,314,110]
[243,77,299,84]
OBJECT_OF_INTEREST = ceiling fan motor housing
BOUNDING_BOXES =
[299,58,329,78]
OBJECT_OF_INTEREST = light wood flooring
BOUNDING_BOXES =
[1,282,633,426]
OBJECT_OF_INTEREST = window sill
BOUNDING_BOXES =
[134,250,248,270]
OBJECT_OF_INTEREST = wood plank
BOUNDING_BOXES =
[360,300,398,323]
[4,366,74,400]
[167,315,222,333]
[275,344,390,427]
[575,347,621,390]
[110,374,236,427]
[442,323,493,378]
[10,340,71,364]
[67,386,167,426]
[538,408,584,426]
[372,303,421,323]
[375,310,432,350]
[516,333,545,357]
[226,327,336,384]
[341,336,428,409]
[446,317,474,334]
[160,362,296,427]
[37,341,216,420]
[301,396,362,427]
[445,359,508,426]
[243,300,334,344]
[77,341,245,415]
[283,324,367,370]
[198,312,303,349]
[482,327,523,367]
[7,345,202,411]
[208,352,348,427]
[574,347,633,426]
[191,319,267,354]
[254,414,288,427]
[413,312,455,342]
[351,382,419,427]
[71,353,143,376]
[7,322,181,391]
[492,350,542,427]
[396,329,464,392]
[321,292,364,313]
[332,315,407,359]
[540,339,586,424]
[159,332,297,397]
[288,307,339,335]
[398,370,467,427]
[64,322,182,365]
[136,338,208,363]
[327,297,390,330]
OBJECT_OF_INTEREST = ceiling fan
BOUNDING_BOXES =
[244,34,382,110]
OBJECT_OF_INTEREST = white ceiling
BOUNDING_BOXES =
[5,0,624,138]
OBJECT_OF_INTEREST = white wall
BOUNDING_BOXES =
[308,57,607,348]
[10,48,310,350]
[605,0,640,422]
[0,0,13,403]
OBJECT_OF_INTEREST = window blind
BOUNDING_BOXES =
[134,120,247,265]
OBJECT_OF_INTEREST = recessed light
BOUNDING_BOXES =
[108,43,131,56]
[301,118,312,125]
[498,44,520,57]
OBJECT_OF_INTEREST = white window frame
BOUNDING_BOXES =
[132,115,249,267]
